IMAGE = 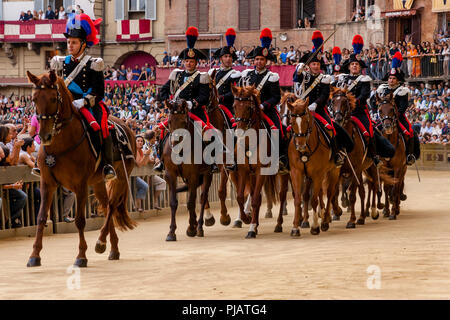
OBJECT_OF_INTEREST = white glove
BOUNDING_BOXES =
[259,104,265,110]
[308,103,317,112]
[72,98,85,110]
[297,63,305,75]
[186,101,193,110]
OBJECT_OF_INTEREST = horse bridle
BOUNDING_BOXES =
[234,96,257,130]
[330,92,350,124]
[378,99,397,129]
[33,83,73,138]
[290,110,313,157]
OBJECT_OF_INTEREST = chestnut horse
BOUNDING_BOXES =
[286,98,339,236]
[231,85,279,238]
[377,93,407,220]
[162,99,215,240]
[26,70,136,268]
[329,87,379,227]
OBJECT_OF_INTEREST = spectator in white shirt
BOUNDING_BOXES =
[138,105,147,121]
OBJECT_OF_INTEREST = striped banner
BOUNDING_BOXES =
[0,20,67,42]
[116,19,152,42]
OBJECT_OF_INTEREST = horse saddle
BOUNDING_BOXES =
[109,120,135,162]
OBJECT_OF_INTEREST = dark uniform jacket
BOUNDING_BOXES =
[208,67,241,112]
[336,74,371,115]
[373,83,411,129]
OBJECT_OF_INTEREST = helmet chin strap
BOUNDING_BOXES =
[73,40,87,59]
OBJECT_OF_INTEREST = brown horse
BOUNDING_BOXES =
[26,70,136,268]
[377,93,407,220]
[329,87,379,227]
[162,99,214,240]
[286,98,339,236]
[231,85,279,238]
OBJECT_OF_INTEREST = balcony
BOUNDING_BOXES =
[116,19,152,42]
[0,19,67,43]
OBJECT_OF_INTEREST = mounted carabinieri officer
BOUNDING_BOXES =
[293,30,353,167]
[336,35,382,166]
[49,13,116,181]
[155,26,212,172]
[241,28,288,173]
[372,52,420,165]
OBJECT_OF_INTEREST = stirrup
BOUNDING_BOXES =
[103,165,117,181]
[153,161,164,173]
[373,155,382,168]
[210,164,219,173]
[334,152,345,168]
[31,167,41,177]
[226,164,237,171]
[406,154,416,165]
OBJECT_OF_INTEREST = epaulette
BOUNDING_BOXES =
[320,75,332,84]
[268,72,280,82]
[230,69,241,78]
[90,57,105,72]
[199,72,211,84]
[169,68,184,81]
[394,86,409,97]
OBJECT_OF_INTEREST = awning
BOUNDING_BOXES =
[382,9,417,18]
[432,0,450,13]
[167,34,222,41]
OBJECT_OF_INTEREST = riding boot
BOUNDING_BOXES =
[278,138,290,174]
[154,133,168,173]
[406,135,416,165]
[368,136,381,167]
[331,136,345,168]
[102,135,117,181]
[226,135,238,171]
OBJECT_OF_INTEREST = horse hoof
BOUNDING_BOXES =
[389,215,397,220]
[321,223,329,232]
[205,216,215,227]
[341,198,349,208]
[108,251,120,260]
[346,222,356,229]
[232,220,242,228]
[245,231,257,239]
[186,227,197,237]
[290,228,300,237]
[220,215,231,226]
[197,229,204,237]
[274,225,283,233]
[383,208,390,218]
[400,194,407,201]
[166,234,177,241]
[310,227,320,235]
[332,215,340,221]
[282,209,288,216]
[265,211,273,219]
[377,203,385,210]
[74,258,88,268]
[356,218,365,225]
[95,240,107,254]
[27,257,41,267]
[301,221,310,229]
[371,209,379,220]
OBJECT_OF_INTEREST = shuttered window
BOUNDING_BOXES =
[145,0,156,20]
[187,0,209,32]
[115,0,125,20]
[239,0,260,30]
[280,0,293,29]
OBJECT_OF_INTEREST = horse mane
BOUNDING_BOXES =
[330,87,357,112]
[234,85,261,106]
[280,92,297,106]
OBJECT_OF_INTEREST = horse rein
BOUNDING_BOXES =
[377,99,398,128]
[33,84,73,137]
[290,110,319,164]
[233,96,257,130]
[330,92,351,124]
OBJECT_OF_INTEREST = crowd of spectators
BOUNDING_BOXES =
[18,5,83,21]
[104,63,156,82]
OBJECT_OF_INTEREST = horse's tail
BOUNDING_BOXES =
[107,177,137,231]
[264,175,279,205]
[364,166,398,186]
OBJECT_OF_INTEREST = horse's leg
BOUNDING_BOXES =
[365,179,372,218]
[290,169,303,237]
[27,181,57,267]
[218,168,231,226]
[370,176,379,220]
[346,179,358,229]
[383,182,391,218]
[264,180,273,219]
[356,173,367,225]
[186,181,199,238]
[341,180,349,208]
[322,169,338,232]
[310,177,323,236]
[301,177,311,229]
[274,174,288,233]
[246,173,265,238]
[204,199,215,226]
[332,177,343,221]
[165,172,178,241]
[74,187,89,267]
[234,171,247,228]
[93,181,111,255]
[197,173,213,237]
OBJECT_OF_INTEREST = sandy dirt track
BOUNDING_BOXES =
[0,170,450,300]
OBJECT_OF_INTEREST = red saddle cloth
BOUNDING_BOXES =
[219,104,236,126]
[351,109,374,138]
[398,117,413,138]
[78,101,110,139]
[311,111,336,136]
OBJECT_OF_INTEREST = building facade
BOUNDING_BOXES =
[0,0,166,96]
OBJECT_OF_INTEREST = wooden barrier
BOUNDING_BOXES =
[417,144,450,171]
[0,165,235,239]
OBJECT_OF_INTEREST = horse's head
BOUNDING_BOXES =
[329,86,355,126]
[377,92,397,135]
[27,70,72,146]
[165,98,189,140]
[287,97,311,153]
[231,84,260,134]
[280,91,297,127]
